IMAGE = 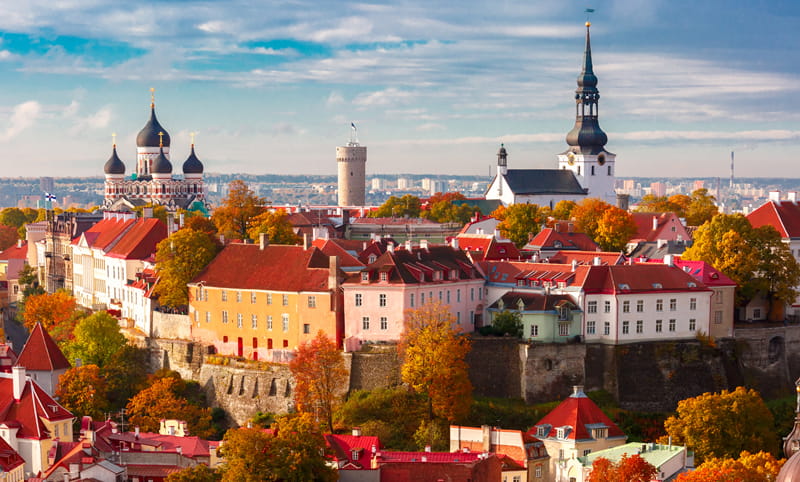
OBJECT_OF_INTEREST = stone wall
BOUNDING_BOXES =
[467,337,523,399]
[521,342,586,404]
[152,312,192,340]
[732,324,800,399]
[347,346,401,392]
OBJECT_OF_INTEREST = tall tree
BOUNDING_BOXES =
[246,209,300,245]
[684,188,719,226]
[491,203,546,248]
[56,365,110,420]
[662,387,777,463]
[126,376,215,438]
[166,465,220,482]
[491,310,523,338]
[288,331,348,431]
[184,215,218,236]
[218,427,274,482]
[212,180,267,240]
[154,228,220,308]
[64,311,126,367]
[572,198,615,242]
[102,344,150,411]
[595,205,637,252]
[550,200,577,221]
[399,302,472,423]
[0,224,19,251]
[21,291,77,332]
[371,194,421,218]
[589,454,657,482]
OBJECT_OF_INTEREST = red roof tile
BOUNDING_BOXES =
[326,434,382,469]
[671,259,736,287]
[456,234,521,261]
[0,371,73,439]
[526,228,599,252]
[476,261,592,288]
[747,200,800,239]
[0,242,27,261]
[377,451,482,463]
[190,244,333,292]
[105,218,167,259]
[311,238,365,269]
[0,435,23,472]
[352,217,437,225]
[72,218,135,250]
[531,388,625,441]
[549,251,626,266]
[15,322,71,371]
[630,212,691,243]
[581,264,710,295]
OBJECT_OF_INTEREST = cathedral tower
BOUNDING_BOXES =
[557,22,617,205]
[337,124,367,207]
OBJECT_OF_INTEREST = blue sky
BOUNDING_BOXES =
[0,0,797,178]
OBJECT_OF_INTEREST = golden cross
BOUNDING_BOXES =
[190,131,196,145]
[112,132,117,147]
[159,131,164,147]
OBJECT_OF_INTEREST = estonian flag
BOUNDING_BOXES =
[351,122,357,129]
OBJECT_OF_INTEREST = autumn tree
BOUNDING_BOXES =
[589,453,657,482]
[246,209,300,245]
[572,198,614,242]
[491,203,546,248]
[21,291,77,332]
[550,200,577,221]
[56,365,110,420]
[102,344,150,411]
[684,188,719,226]
[371,194,421,218]
[0,207,28,230]
[0,224,18,251]
[422,192,475,224]
[154,228,220,308]
[212,180,268,240]
[676,451,784,482]
[399,302,472,423]
[64,311,126,367]
[662,387,777,463]
[218,427,274,482]
[635,194,683,214]
[491,310,523,338]
[166,464,220,482]
[595,205,637,252]
[288,331,348,431]
[184,215,218,236]
[126,376,215,438]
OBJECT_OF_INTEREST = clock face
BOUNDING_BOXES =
[597,154,606,166]
[567,153,575,166]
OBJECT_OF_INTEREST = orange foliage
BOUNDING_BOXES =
[22,291,77,333]
[589,454,657,482]
[56,365,109,419]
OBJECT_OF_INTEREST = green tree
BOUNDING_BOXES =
[64,311,126,367]
[550,200,577,221]
[56,365,109,420]
[101,344,150,411]
[17,264,43,299]
[246,209,300,245]
[212,180,268,240]
[166,464,220,482]
[371,194,421,218]
[491,310,523,337]
[491,203,546,248]
[0,208,28,230]
[154,228,220,308]
[662,387,777,463]
[288,331,348,432]
[334,388,427,450]
[399,302,472,423]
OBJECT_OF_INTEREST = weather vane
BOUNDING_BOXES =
[585,7,595,23]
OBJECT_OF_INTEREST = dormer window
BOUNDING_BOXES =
[536,426,548,437]
[594,428,607,439]
[517,279,526,287]
[361,272,370,282]
[368,254,377,264]
[380,272,388,282]
[517,299,525,310]
[498,299,505,310]
[450,269,458,280]
[652,283,662,289]
[556,428,565,440]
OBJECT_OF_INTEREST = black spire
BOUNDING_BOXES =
[565,22,608,155]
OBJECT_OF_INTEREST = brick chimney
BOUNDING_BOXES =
[329,256,340,290]
[259,233,268,250]
[12,366,25,401]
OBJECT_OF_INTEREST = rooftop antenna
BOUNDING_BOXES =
[348,122,360,146]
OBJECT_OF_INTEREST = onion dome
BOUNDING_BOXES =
[182,144,204,174]
[778,451,800,482]
[137,103,171,148]
[151,145,172,174]
[103,144,126,175]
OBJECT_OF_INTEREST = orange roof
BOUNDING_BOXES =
[311,238,365,270]
[15,323,70,371]
[747,200,800,238]
[531,387,625,441]
[0,242,27,261]
[106,218,167,259]
[549,251,625,266]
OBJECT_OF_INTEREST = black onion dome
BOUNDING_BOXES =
[151,146,172,174]
[182,145,204,174]
[103,145,126,175]
[136,105,171,148]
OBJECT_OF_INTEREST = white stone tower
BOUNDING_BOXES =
[337,124,367,207]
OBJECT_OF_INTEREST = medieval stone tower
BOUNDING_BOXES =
[336,124,367,207]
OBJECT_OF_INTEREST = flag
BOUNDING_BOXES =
[351,122,357,129]
[585,8,595,13]
[45,192,56,202]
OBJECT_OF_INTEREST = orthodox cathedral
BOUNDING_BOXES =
[103,93,207,212]
[485,22,618,207]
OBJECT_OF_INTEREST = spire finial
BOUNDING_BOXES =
[150,87,155,108]
[112,132,117,148]
[159,131,164,148]
[190,131,196,147]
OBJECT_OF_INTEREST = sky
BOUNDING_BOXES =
[0,0,797,178]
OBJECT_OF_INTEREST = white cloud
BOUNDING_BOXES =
[416,123,445,132]
[353,87,415,107]
[326,92,344,107]
[0,101,42,141]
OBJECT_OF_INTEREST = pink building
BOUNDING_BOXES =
[630,212,691,244]
[342,242,485,351]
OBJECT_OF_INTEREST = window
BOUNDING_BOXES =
[380,271,388,282]
[714,311,723,324]
[669,299,677,311]
[281,314,289,332]
[222,311,228,324]
[608,165,612,175]
[637,300,644,312]
[205,311,211,323]
[690,297,697,310]
[380,317,388,330]
[361,272,370,282]
[236,291,242,302]
[457,312,461,324]
[251,315,258,329]
[591,165,595,176]
[267,293,272,305]
[583,449,591,457]
[559,323,569,336]
[355,293,362,307]
[420,292,425,305]
[308,295,316,308]
[237,313,243,328]
[656,319,662,332]
[689,318,696,331]
[251,292,257,303]
[715,291,723,304]
[669,319,676,332]
[438,291,442,301]
[587,301,597,313]
[303,323,310,334]
[587,321,596,335]
[470,288,475,301]
[267,316,273,330]
[604,301,611,313]
[530,325,539,337]
[283,340,288,348]
[656,299,663,312]
[221,290,227,302]
[557,428,565,439]
[410,293,415,307]
[446,290,451,304]
[603,322,610,335]
[753,308,762,319]
[636,320,643,333]
[457,289,461,302]
[282,294,289,306]
[559,449,565,461]
[379,294,387,307]
[622,321,629,334]
[535,465,542,478]
[362,316,370,330]
[470,311,475,325]
[622,301,630,313]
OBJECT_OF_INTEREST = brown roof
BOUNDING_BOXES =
[345,245,480,285]
[16,322,71,371]
[489,292,577,312]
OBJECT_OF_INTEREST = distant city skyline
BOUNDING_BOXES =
[0,1,796,178]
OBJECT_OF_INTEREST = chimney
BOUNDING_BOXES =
[329,256,339,290]
[477,228,484,235]
[553,222,559,233]
[657,239,667,249]
[769,190,781,202]
[593,256,602,266]
[572,385,585,397]
[167,213,175,234]
[179,212,185,228]
[568,222,574,233]
[789,192,798,203]
[481,425,491,452]
[387,242,394,253]
[135,426,140,440]
[493,229,501,239]
[420,239,429,251]
[532,253,539,263]
[143,206,153,219]
[450,238,459,250]
[12,366,24,401]
[303,233,309,250]
[16,239,22,248]
[571,259,577,272]
[259,233,268,250]
[664,254,674,267]
[352,427,361,437]
[405,240,412,251]
[424,445,431,452]
[652,216,658,231]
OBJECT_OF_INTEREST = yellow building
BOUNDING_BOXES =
[188,240,342,363]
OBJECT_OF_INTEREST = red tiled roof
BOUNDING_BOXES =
[377,451,482,463]
[0,371,73,439]
[311,238,365,269]
[456,234,521,261]
[526,228,599,252]
[630,212,691,242]
[15,322,71,371]
[490,292,577,312]
[352,217,437,225]
[0,435,23,472]
[105,218,167,259]
[72,218,135,250]
[344,245,480,285]
[476,261,592,288]
[671,259,736,287]
[747,200,800,238]
[549,251,625,266]
[531,388,625,441]
[0,345,17,373]
[124,464,183,477]
[326,434,382,469]
[190,244,332,292]
[0,242,27,261]
[581,264,710,294]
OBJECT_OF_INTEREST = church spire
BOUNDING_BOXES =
[565,21,608,155]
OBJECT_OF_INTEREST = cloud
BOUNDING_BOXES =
[416,123,445,132]
[270,122,306,137]
[69,106,112,134]
[0,101,42,141]
[326,91,344,107]
[353,87,415,107]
